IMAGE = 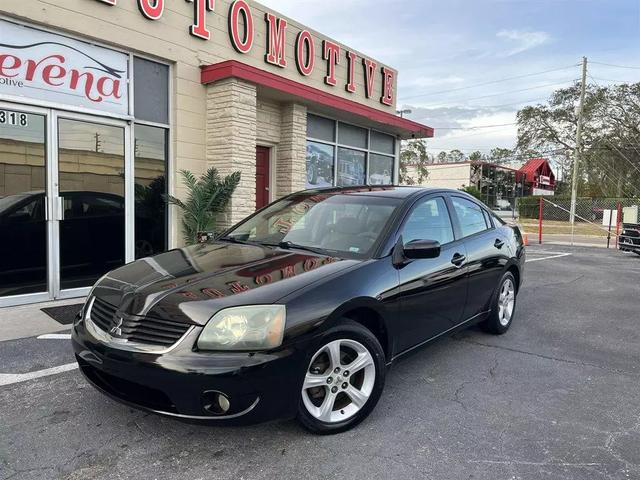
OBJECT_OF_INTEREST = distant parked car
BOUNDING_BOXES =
[619,223,640,255]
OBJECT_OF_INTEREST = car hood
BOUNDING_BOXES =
[91,242,359,325]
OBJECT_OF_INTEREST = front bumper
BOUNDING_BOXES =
[72,319,308,425]
[619,233,640,253]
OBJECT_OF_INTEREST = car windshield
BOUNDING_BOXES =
[0,194,30,215]
[222,193,401,257]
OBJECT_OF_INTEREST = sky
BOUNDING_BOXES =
[260,0,640,160]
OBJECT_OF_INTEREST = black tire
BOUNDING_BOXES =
[296,320,386,435]
[481,271,518,335]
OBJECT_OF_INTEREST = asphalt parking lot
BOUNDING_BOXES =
[1,245,639,480]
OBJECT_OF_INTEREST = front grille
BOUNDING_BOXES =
[90,297,191,347]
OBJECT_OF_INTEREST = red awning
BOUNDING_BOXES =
[201,61,434,139]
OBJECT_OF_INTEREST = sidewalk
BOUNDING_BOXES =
[0,298,85,342]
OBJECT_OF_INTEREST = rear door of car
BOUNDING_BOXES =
[394,194,469,353]
[447,195,510,321]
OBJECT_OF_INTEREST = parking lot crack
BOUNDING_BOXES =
[454,338,640,378]
[453,382,468,411]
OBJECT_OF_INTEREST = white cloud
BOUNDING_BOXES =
[496,29,551,56]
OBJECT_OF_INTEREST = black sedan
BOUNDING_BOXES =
[72,186,525,434]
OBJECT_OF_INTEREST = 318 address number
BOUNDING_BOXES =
[0,110,29,127]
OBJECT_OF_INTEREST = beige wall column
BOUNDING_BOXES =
[206,78,257,228]
[276,103,308,198]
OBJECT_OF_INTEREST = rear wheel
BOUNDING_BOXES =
[482,271,517,335]
[297,321,385,434]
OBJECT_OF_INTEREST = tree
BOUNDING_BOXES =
[469,151,485,162]
[516,81,640,197]
[400,139,430,185]
[488,147,515,164]
[164,167,241,245]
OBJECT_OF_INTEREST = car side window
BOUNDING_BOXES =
[400,197,454,245]
[451,196,489,238]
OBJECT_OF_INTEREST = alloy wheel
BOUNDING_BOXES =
[498,278,515,326]
[301,339,376,423]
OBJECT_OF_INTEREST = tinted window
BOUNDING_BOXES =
[452,196,488,237]
[307,114,335,142]
[134,57,169,124]
[370,131,395,154]
[400,197,454,245]
[338,122,368,149]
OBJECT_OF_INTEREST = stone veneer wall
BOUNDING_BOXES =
[206,78,258,228]
[277,103,308,199]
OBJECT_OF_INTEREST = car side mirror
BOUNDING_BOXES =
[403,239,441,259]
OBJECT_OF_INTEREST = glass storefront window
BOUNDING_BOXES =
[134,124,168,259]
[338,122,367,149]
[134,57,169,125]
[368,154,394,185]
[306,114,397,189]
[306,141,334,189]
[371,131,395,155]
[307,114,336,142]
[337,148,366,186]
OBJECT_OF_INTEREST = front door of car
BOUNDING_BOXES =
[448,196,508,320]
[395,196,468,353]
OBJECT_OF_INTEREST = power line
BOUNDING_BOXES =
[433,123,517,130]
[399,64,579,101]
[590,76,639,84]
[590,61,640,70]
[419,79,579,106]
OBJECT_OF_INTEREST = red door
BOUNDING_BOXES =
[255,146,270,210]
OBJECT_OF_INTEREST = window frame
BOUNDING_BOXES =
[306,113,397,187]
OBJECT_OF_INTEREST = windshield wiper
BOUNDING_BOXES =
[275,241,327,255]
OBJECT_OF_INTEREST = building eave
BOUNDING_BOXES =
[201,61,434,139]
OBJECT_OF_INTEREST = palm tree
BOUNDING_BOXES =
[164,167,241,245]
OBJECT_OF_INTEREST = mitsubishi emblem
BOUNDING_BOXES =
[110,317,124,337]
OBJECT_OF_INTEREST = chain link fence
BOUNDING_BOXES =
[515,196,640,248]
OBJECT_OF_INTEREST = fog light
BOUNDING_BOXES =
[202,391,231,415]
[218,394,230,413]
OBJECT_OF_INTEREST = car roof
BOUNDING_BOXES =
[299,185,461,200]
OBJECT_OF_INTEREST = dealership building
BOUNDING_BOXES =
[0,0,433,306]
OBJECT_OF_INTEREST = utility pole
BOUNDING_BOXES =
[570,57,588,225]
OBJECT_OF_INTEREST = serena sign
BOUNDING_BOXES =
[0,20,129,115]
[96,0,395,107]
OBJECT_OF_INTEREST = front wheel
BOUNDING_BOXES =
[297,321,386,434]
[481,271,518,335]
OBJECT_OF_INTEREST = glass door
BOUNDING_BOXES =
[52,114,131,298]
[0,106,132,306]
[0,105,51,305]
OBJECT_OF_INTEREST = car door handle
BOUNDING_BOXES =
[451,253,466,267]
[494,239,505,249]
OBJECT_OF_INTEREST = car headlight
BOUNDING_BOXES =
[197,305,286,351]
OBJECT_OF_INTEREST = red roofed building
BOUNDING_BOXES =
[518,158,556,196]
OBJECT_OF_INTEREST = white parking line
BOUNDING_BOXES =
[0,363,78,387]
[526,253,572,263]
[37,333,72,340]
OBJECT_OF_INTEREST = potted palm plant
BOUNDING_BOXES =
[164,167,241,245]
